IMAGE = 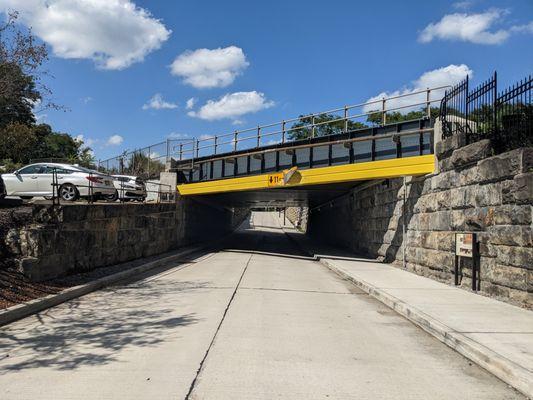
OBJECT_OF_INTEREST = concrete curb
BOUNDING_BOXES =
[283,229,532,399]
[0,244,210,328]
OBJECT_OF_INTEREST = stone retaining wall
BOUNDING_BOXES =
[4,200,248,281]
[308,137,532,308]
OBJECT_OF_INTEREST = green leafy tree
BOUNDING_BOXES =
[366,107,440,126]
[0,122,37,163]
[0,62,39,127]
[288,113,368,140]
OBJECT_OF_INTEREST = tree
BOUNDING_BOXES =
[0,122,37,164]
[288,113,368,140]
[366,107,440,126]
[0,11,50,110]
[0,62,39,127]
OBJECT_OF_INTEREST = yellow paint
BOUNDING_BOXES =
[177,154,435,196]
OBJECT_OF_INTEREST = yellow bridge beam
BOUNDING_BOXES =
[177,154,435,196]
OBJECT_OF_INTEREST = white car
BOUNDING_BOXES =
[0,163,116,201]
[107,175,147,201]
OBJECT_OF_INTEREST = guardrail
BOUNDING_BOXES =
[100,85,450,176]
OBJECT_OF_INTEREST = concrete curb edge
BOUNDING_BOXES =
[283,228,532,398]
[0,244,210,328]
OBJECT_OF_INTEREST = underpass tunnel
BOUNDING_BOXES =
[186,178,386,260]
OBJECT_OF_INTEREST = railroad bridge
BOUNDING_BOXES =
[173,87,441,209]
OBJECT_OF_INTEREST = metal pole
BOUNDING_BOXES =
[196,139,199,158]
[493,71,498,142]
[281,120,286,143]
[179,144,183,160]
[426,89,431,119]
[147,146,151,179]
[166,139,170,163]
[344,106,348,133]
[403,176,407,269]
[311,115,316,138]
[234,131,238,152]
[382,98,387,125]
[214,136,218,155]
[256,126,261,147]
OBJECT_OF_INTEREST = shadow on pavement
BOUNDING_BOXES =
[0,279,207,372]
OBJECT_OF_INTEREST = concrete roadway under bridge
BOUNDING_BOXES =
[0,212,523,400]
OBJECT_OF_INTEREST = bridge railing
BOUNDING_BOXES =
[99,85,451,176]
[188,86,449,159]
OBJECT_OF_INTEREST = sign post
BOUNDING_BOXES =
[454,233,479,291]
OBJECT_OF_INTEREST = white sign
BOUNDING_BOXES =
[455,233,475,257]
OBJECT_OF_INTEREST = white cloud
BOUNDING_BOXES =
[188,91,274,122]
[185,97,197,110]
[142,93,178,110]
[510,21,533,34]
[170,46,249,89]
[107,134,124,146]
[419,9,510,45]
[2,0,171,70]
[363,64,472,114]
[74,134,96,147]
[80,96,93,104]
[452,1,473,10]
[167,132,190,139]
[199,134,214,141]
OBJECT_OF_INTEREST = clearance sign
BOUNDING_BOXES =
[267,167,298,187]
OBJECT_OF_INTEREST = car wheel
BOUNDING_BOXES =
[59,184,79,202]
[105,190,118,202]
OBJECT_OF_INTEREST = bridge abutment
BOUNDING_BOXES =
[308,137,532,308]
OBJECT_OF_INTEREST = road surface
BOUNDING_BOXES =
[0,212,524,399]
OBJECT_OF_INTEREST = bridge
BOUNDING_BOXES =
[171,87,444,208]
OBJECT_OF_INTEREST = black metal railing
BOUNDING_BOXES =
[440,72,532,151]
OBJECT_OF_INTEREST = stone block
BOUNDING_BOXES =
[474,184,502,207]
[451,207,495,231]
[435,132,467,160]
[492,205,532,225]
[428,211,452,231]
[487,225,533,247]
[494,245,533,269]
[502,173,533,204]
[481,261,528,291]
[431,170,460,191]
[476,148,526,183]
[450,139,492,169]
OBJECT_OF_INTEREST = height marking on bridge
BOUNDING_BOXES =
[267,172,284,187]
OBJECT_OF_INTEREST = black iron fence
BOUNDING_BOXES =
[440,72,532,151]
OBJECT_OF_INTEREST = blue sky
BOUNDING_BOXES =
[2,0,532,160]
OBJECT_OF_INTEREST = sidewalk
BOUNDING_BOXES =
[278,218,533,398]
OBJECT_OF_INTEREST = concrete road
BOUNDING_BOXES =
[0,212,524,399]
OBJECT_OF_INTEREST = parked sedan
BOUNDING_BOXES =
[0,163,116,201]
[107,175,147,201]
